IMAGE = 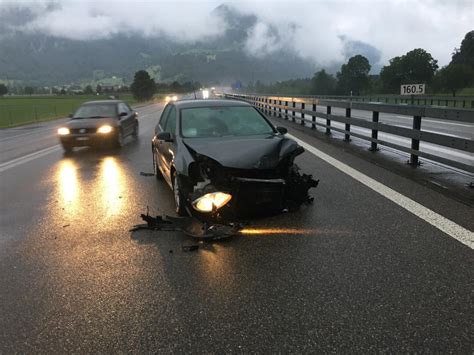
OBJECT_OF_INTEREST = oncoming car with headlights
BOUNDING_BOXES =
[152,99,318,219]
[57,100,138,153]
[165,94,178,103]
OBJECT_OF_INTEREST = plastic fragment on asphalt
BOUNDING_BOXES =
[182,245,199,252]
[130,212,241,239]
[140,172,155,176]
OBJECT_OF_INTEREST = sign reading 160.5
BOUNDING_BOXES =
[400,83,425,95]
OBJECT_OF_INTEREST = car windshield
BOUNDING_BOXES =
[73,104,117,118]
[180,106,275,138]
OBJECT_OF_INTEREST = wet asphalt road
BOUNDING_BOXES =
[0,102,473,352]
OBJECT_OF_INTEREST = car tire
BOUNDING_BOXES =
[152,150,163,180]
[115,129,124,148]
[172,170,188,216]
[132,122,139,139]
[62,144,73,154]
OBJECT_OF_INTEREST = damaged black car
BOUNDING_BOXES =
[151,99,318,220]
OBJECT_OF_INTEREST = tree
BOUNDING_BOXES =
[310,70,337,95]
[336,55,371,95]
[380,49,438,92]
[451,31,474,69]
[434,64,474,96]
[24,86,34,95]
[130,70,156,101]
[96,84,103,94]
[0,84,8,96]
[84,85,93,94]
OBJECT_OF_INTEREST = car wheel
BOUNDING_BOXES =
[172,170,188,216]
[62,144,73,154]
[152,150,163,180]
[132,122,139,139]
[115,129,124,148]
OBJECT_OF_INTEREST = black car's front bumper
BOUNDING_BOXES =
[59,132,117,147]
[189,177,287,218]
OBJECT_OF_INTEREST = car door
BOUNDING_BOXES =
[153,104,172,183]
[158,105,177,181]
[118,103,132,135]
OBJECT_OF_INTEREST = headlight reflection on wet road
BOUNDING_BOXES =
[58,160,79,207]
[100,157,125,216]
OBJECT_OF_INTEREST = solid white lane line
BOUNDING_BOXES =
[394,116,473,127]
[0,127,58,142]
[288,134,474,249]
[0,145,61,173]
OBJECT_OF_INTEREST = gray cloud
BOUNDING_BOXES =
[0,0,472,66]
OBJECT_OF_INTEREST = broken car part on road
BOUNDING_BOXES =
[130,212,242,239]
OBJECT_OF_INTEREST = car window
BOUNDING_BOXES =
[159,105,172,129]
[118,103,129,114]
[73,104,117,118]
[164,106,177,134]
[180,106,275,138]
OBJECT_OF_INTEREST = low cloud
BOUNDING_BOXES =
[0,0,472,67]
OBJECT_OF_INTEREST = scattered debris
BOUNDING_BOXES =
[62,224,70,228]
[140,172,155,177]
[182,244,199,252]
[130,212,241,239]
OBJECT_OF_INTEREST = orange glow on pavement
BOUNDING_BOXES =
[239,228,315,235]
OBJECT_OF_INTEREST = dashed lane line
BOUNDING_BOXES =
[288,134,473,249]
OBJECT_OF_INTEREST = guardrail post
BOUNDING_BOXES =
[292,102,296,122]
[471,100,474,109]
[312,103,316,129]
[408,115,422,166]
[301,103,305,125]
[326,106,331,134]
[343,107,351,142]
[273,99,277,117]
[369,111,379,151]
[278,100,282,118]
[285,101,289,120]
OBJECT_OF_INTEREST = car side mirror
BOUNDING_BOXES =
[276,126,288,135]
[156,132,173,142]
[119,112,128,117]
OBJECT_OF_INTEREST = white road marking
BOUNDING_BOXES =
[0,127,58,142]
[288,134,474,249]
[394,115,473,127]
[0,145,61,173]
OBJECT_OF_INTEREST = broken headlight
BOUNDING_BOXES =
[192,192,232,212]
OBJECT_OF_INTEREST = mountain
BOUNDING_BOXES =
[0,4,317,87]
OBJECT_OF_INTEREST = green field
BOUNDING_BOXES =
[0,94,145,128]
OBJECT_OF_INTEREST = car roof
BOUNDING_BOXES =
[173,99,251,109]
[82,100,123,105]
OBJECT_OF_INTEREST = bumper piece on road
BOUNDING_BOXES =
[130,212,242,239]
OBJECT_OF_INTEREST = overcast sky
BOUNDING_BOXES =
[1,0,472,67]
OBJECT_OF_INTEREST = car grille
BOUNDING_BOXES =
[232,178,285,209]
[70,128,97,134]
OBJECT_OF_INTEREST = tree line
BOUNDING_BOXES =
[246,31,474,97]
[130,70,202,101]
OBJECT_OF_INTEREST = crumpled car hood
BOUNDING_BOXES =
[183,135,302,169]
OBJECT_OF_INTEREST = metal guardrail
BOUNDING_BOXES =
[239,93,474,108]
[224,93,474,173]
